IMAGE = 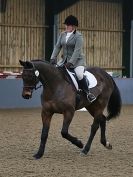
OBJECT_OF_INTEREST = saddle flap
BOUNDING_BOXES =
[65,67,102,103]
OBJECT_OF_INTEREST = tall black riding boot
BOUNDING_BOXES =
[79,77,96,102]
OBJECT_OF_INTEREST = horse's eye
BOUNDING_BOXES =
[22,70,35,81]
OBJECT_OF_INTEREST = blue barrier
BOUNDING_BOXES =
[0,79,42,108]
[0,78,132,108]
[114,78,133,105]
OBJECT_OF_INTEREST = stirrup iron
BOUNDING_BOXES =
[87,92,96,102]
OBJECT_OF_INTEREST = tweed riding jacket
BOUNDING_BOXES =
[51,30,86,67]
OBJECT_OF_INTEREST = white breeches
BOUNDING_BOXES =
[74,66,85,80]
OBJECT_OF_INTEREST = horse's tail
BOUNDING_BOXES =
[107,78,122,121]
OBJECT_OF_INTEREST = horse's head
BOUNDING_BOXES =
[19,60,40,99]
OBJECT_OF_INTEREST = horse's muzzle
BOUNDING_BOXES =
[22,90,32,99]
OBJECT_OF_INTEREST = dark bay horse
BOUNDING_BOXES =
[19,59,121,159]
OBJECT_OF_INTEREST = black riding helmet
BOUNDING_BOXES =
[64,15,78,27]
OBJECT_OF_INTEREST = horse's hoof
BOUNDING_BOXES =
[106,142,112,150]
[80,148,88,156]
[80,151,87,156]
[33,153,43,159]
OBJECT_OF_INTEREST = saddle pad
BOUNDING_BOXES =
[84,71,97,88]
[66,69,79,90]
[66,69,97,90]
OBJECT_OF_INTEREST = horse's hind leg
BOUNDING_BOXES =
[81,114,112,155]
[81,116,100,155]
[100,115,112,149]
[61,110,83,149]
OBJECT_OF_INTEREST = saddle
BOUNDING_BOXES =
[58,66,102,102]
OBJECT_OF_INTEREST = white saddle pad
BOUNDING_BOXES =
[66,69,97,90]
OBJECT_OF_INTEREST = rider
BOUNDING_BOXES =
[50,15,96,102]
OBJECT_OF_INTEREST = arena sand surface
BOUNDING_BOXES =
[0,105,133,177]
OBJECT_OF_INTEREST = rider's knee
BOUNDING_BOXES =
[74,66,84,80]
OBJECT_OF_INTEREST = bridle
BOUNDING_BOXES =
[22,68,42,91]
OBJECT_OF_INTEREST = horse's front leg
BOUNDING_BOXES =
[34,110,53,159]
[61,110,83,149]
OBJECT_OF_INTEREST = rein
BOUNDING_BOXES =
[35,84,43,90]
[23,84,42,90]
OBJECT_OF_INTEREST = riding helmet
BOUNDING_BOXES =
[64,15,78,26]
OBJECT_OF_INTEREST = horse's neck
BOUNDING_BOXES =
[34,62,63,86]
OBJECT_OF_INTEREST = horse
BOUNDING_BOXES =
[19,59,122,159]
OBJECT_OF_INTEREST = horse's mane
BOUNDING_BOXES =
[30,59,50,64]
[57,66,77,90]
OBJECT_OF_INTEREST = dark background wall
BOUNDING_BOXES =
[45,0,79,60]
[122,0,133,77]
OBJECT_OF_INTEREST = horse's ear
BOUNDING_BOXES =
[19,60,33,68]
[25,61,34,68]
[19,60,26,67]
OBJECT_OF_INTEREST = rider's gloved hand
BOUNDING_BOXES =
[65,62,73,69]
[50,59,56,65]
